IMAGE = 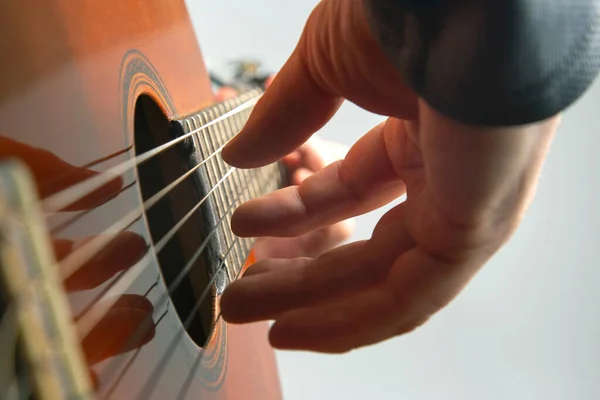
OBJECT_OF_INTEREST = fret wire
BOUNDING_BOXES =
[222,99,245,207]
[203,109,235,282]
[229,167,245,273]
[198,113,216,194]
[97,166,275,387]
[260,164,270,193]
[242,163,256,202]
[237,168,252,268]
[205,108,236,281]
[230,156,245,205]
[215,103,244,273]
[211,108,239,277]
[206,108,231,235]
[226,101,251,270]
[250,168,261,201]
[234,168,254,272]
[243,169,258,265]
[214,104,237,266]
[202,110,226,219]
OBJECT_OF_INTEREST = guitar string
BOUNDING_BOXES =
[99,236,239,400]
[49,181,137,235]
[70,96,277,345]
[73,267,157,323]
[2,92,271,397]
[95,167,280,390]
[101,306,171,400]
[132,236,242,400]
[133,170,280,400]
[10,164,269,398]
[41,93,261,213]
[60,96,264,337]
[40,145,134,204]
[91,111,277,389]
[74,164,259,340]
[140,221,256,400]
[56,95,256,282]
[78,168,252,343]
[12,302,172,400]
[58,134,237,283]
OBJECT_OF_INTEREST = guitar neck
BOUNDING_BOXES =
[171,89,288,278]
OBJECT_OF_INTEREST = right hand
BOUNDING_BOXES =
[219,0,564,353]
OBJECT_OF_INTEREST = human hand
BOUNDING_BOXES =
[217,82,355,260]
[217,0,591,353]
[252,135,354,259]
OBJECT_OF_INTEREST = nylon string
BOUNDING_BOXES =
[41,95,260,214]
[97,168,280,397]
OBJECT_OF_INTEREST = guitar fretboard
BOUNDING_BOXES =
[172,89,287,282]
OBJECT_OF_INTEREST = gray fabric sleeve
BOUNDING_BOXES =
[363,0,600,126]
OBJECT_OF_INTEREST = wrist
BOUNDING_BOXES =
[418,103,559,235]
[362,0,600,126]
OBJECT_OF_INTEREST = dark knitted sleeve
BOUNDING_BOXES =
[363,0,600,126]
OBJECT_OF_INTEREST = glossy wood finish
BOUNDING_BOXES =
[0,0,282,398]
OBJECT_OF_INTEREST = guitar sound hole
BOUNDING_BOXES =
[133,95,221,348]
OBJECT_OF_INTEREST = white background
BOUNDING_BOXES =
[185,1,600,399]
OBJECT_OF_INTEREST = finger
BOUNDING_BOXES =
[231,121,405,237]
[262,211,481,353]
[269,244,482,353]
[267,204,493,353]
[268,287,405,353]
[0,136,123,211]
[222,204,411,325]
[222,0,418,168]
[221,240,379,324]
[222,42,343,168]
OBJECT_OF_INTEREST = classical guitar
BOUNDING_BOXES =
[0,1,285,399]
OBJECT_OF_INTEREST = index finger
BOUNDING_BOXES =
[221,0,417,169]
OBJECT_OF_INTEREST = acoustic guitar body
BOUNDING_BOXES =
[0,1,282,399]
